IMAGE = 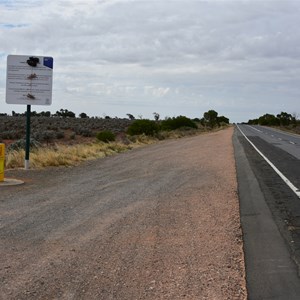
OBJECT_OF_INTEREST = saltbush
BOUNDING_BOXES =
[127,119,159,136]
[8,138,41,151]
[76,127,93,137]
[0,130,23,140]
[96,131,116,143]
[56,131,65,139]
[33,130,56,142]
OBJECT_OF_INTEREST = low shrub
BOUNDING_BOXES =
[32,130,56,142]
[0,130,23,140]
[75,127,93,137]
[56,131,65,139]
[8,138,41,151]
[161,116,197,131]
[127,119,159,136]
[96,131,116,143]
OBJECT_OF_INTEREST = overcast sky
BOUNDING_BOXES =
[1,0,300,122]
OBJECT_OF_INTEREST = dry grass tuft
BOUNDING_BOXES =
[5,150,25,168]
[5,142,132,169]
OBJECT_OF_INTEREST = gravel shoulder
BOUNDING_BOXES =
[0,127,247,299]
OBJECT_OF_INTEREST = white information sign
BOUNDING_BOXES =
[6,55,53,106]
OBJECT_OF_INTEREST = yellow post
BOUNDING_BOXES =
[0,143,5,182]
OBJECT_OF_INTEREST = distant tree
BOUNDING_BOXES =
[66,110,75,118]
[55,109,75,118]
[153,112,160,121]
[202,110,219,127]
[247,112,299,126]
[217,116,229,124]
[276,112,295,126]
[258,114,279,126]
[42,111,51,117]
[127,113,135,120]
[247,118,259,125]
[79,112,88,118]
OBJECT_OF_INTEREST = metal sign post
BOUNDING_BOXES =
[6,55,53,169]
[0,143,5,182]
[25,105,31,170]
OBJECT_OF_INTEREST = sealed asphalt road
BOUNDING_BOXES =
[234,125,300,299]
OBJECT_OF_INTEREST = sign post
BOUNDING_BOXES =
[6,55,53,169]
[0,144,5,182]
[25,105,31,170]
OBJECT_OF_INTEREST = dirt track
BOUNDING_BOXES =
[0,127,246,299]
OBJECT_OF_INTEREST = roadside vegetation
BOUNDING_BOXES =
[246,112,300,135]
[6,142,132,169]
[0,109,230,169]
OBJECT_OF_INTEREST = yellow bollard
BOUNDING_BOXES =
[0,143,4,182]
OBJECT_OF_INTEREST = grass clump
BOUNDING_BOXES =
[5,142,131,169]
[96,131,116,143]
[5,149,25,168]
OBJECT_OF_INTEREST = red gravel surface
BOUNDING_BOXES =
[0,127,247,299]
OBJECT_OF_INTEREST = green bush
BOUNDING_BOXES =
[127,119,159,136]
[96,131,116,143]
[161,116,197,131]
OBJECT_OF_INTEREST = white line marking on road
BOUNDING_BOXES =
[278,138,282,141]
[248,125,262,133]
[290,141,295,145]
[237,125,300,199]
[265,127,300,138]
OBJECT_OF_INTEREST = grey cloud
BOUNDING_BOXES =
[1,0,300,122]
